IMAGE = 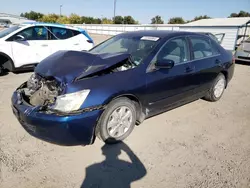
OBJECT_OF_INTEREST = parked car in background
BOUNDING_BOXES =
[235,37,250,62]
[11,30,234,146]
[0,22,94,74]
[234,20,250,62]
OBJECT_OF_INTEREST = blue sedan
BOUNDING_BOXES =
[11,30,235,146]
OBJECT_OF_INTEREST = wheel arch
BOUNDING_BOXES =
[0,52,15,71]
[104,93,146,125]
[221,70,228,88]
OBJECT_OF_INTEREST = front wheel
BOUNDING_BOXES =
[95,98,136,144]
[204,73,226,102]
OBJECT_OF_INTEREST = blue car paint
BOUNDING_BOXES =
[12,90,103,145]
[78,28,94,43]
[11,30,235,146]
[35,50,132,83]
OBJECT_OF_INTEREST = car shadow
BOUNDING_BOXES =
[0,71,9,76]
[13,69,34,74]
[80,142,147,188]
[236,60,250,66]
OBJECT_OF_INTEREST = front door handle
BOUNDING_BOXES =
[186,67,194,73]
[41,44,48,47]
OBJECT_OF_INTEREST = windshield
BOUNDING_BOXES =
[0,25,21,39]
[90,35,161,65]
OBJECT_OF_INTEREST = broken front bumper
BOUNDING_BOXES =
[11,89,103,146]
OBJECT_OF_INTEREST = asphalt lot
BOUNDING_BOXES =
[1,34,250,188]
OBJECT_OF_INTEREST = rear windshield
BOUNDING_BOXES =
[0,25,21,39]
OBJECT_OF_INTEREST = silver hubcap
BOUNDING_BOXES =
[214,78,225,98]
[107,106,133,138]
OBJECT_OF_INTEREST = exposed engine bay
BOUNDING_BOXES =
[23,73,62,106]
[21,57,135,107]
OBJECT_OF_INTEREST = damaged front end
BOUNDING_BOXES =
[16,72,64,113]
[16,51,137,116]
[25,73,63,107]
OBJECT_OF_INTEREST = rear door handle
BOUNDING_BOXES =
[41,44,48,47]
[74,43,79,45]
[215,59,222,64]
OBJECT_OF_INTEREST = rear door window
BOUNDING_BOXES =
[50,27,80,40]
[190,37,213,60]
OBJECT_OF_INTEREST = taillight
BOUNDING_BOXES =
[232,55,235,64]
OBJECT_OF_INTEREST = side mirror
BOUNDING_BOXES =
[155,59,175,69]
[13,35,26,41]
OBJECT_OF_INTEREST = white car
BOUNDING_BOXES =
[0,22,94,74]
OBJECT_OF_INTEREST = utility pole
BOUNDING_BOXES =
[60,5,63,16]
[113,0,117,19]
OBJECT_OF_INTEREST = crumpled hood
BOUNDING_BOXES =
[35,50,131,83]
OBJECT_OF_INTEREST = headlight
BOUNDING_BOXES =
[50,90,90,113]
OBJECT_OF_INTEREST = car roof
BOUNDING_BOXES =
[118,30,202,39]
[21,22,79,30]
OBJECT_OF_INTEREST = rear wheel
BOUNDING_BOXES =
[204,73,226,102]
[95,98,136,144]
[0,65,4,75]
[0,55,14,75]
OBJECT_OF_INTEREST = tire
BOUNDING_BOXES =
[0,65,4,76]
[204,73,226,102]
[95,98,137,144]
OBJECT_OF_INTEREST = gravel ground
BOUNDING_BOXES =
[1,34,250,188]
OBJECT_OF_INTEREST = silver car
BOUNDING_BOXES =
[235,37,250,62]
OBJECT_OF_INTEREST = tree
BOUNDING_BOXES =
[229,13,238,17]
[68,13,82,24]
[102,18,113,24]
[123,16,136,24]
[20,11,44,21]
[56,16,70,24]
[151,15,164,24]
[113,16,124,24]
[229,11,250,17]
[192,15,211,21]
[168,17,185,24]
[238,11,250,17]
[93,18,102,24]
[39,14,59,23]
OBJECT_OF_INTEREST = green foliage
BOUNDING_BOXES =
[56,16,70,24]
[20,11,44,20]
[151,16,164,24]
[20,10,250,25]
[39,14,59,23]
[192,15,211,21]
[113,16,124,24]
[168,17,185,24]
[20,11,137,24]
[124,16,136,24]
[229,11,250,17]
[102,18,113,24]
[68,13,82,24]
